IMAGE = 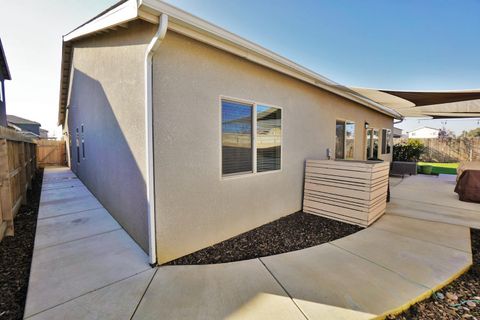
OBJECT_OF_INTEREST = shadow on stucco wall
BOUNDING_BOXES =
[68,69,148,252]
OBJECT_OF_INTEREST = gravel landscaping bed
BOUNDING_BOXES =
[0,170,43,320]
[166,211,362,265]
[389,228,480,320]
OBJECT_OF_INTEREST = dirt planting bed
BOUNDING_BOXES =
[166,211,362,265]
[389,228,480,320]
[0,170,43,320]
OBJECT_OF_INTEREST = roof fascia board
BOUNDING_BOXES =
[0,40,11,80]
[63,0,139,42]
[139,0,402,119]
[59,0,402,120]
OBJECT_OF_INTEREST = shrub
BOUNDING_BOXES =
[393,139,425,162]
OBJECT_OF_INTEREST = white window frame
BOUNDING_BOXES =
[219,95,283,180]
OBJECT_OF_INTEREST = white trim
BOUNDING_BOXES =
[219,95,283,180]
[64,0,139,41]
[61,0,401,120]
[144,13,168,266]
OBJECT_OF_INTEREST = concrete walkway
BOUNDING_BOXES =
[25,168,475,319]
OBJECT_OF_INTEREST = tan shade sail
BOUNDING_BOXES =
[352,88,480,119]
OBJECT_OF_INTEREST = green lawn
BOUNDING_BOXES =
[417,162,459,175]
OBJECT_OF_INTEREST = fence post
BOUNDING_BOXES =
[0,139,13,237]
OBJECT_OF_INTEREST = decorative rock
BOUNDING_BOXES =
[436,292,445,300]
[466,301,476,308]
[446,292,459,301]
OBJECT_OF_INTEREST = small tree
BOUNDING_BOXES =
[438,127,455,140]
[393,139,425,162]
[461,127,480,138]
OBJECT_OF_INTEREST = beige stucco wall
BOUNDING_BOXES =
[66,21,156,251]
[152,31,394,263]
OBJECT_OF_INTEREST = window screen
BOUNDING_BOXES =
[222,101,253,175]
[257,106,281,172]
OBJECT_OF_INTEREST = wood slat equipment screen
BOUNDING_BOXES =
[303,160,390,227]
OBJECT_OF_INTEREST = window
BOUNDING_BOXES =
[221,99,281,176]
[81,125,85,159]
[0,83,3,102]
[372,129,379,159]
[335,120,355,160]
[75,128,80,163]
[222,101,253,175]
[257,106,281,172]
[381,129,392,154]
[365,128,379,160]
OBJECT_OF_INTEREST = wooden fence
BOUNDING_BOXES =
[0,127,37,242]
[36,139,67,167]
[394,137,480,162]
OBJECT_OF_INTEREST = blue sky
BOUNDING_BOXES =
[0,0,479,135]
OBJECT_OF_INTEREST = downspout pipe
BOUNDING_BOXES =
[145,13,168,266]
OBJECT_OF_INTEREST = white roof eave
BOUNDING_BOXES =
[63,0,139,42]
[59,0,403,125]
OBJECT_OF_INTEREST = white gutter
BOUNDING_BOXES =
[145,13,168,266]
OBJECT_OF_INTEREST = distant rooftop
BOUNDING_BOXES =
[7,114,41,125]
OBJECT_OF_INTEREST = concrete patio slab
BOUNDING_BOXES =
[25,168,476,320]
[386,198,480,229]
[24,230,150,317]
[40,185,92,202]
[132,261,306,320]
[34,208,121,249]
[42,179,84,191]
[260,243,430,317]
[390,174,480,214]
[372,214,471,252]
[26,269,156,320]
[331,228,472,290]
[291,299,376,320]
[38,194,103,219]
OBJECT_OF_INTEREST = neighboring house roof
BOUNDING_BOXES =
[408,126,440,133]
[0,38,11,80]
[7,123,40,138]
[58,0,403,125]
[7,114,41,126]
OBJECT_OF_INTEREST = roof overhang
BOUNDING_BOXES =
[58,0,403,126]
[0,38,12,80]
[351,88,480,119]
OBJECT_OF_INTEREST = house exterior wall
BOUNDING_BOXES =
[66,20,156,251]
[152,31,394,263]
[13,123,40,135]
[408,127,439,139]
